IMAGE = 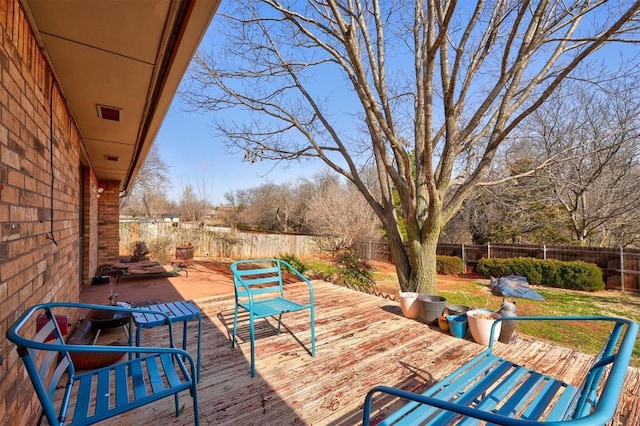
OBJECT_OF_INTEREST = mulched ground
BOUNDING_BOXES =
[195,258,487,298]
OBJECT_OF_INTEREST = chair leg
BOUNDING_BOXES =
[232,305,239,348]
[196,314,202,383]
[249,314,256,378]
[192,381,200,425]
[276,313,283,334]
[310,308,316,356]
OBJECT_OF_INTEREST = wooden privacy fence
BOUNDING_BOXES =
[119,222,326,260]
[120,222,640,292]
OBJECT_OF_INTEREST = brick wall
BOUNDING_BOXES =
[83,167,99,286]
[0,1,100,424]
[97,180,121,266]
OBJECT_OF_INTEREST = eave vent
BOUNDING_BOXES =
[104,155,120,162]
[97,104,121,122]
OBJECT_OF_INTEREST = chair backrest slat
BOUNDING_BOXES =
[8,306,75,425]
[232,262,284,297]
[49,357,71,399]
[34,320,56,343]
[39,349,60,381]
[239,276,280,287]
[235,265,280,277]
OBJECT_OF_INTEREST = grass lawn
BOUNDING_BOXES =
[367,265,640,368]
[438,279,640,368]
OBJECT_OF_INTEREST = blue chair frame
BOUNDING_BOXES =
[231,259,315,377]
[363,316,638,425]
[6,302,199,425]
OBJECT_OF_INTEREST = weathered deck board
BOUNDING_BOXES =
[84,281,639,425]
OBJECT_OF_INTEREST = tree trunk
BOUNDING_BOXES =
[389,224,440,295]
[387,230,410,291]
[407,229,439,295]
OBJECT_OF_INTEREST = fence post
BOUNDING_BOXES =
[487,242,491,259]
[620,247,625,292]
[461,244,466,272]
[543,245,547,260]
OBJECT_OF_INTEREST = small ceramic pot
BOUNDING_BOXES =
[447,315,468,338]
[437,316,450,332]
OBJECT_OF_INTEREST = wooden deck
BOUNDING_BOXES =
[101,281,640,425]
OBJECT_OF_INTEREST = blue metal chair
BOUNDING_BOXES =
[362,316,638,425]
[231,259,315,377]
[6,302,199,425]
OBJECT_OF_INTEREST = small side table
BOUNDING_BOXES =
[130,301,202,382]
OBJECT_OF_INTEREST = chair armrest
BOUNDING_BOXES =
[486,315,637,352]
[364,385,518,425]
[234,279,257,306]
[279,260,315,304]
[8,302,180,349]
[363,385,614,426]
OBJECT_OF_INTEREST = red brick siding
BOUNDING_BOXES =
[0,1,101,424]
[97,180,120,266]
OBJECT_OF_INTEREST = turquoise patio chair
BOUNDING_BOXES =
[231,259,315,377]
[6,302,199,425]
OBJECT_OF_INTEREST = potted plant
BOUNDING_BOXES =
[466,308,502,345]
[398,292,421,319]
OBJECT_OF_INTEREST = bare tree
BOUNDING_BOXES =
[184,0,640,293]
[224,181,310,232]
[306,175,380,253]
[528,83,640,246]
[178,181,214,222]
[120,144,171,217]
[221,189,251,229]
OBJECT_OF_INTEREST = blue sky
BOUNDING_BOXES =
[154,98,322,205]
[154,12,330,205]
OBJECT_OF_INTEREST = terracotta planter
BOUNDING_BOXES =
[466,309,502,345]
[398,292,421,319]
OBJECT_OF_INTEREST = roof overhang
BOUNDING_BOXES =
[21,0,219,191]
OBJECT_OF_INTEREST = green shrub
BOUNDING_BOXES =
[335,250,375,290]
[277,253,308,274]
[506,257,543,284]
[554,261,604,292]
[477,257,604,292]
[436,255,464,275]
[476,258,509,278]
[539,259,564,287]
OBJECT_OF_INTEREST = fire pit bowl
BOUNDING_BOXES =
[87,306,131,330]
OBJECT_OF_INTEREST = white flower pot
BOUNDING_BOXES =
[467,309,502,345]
[398,292,421,319]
